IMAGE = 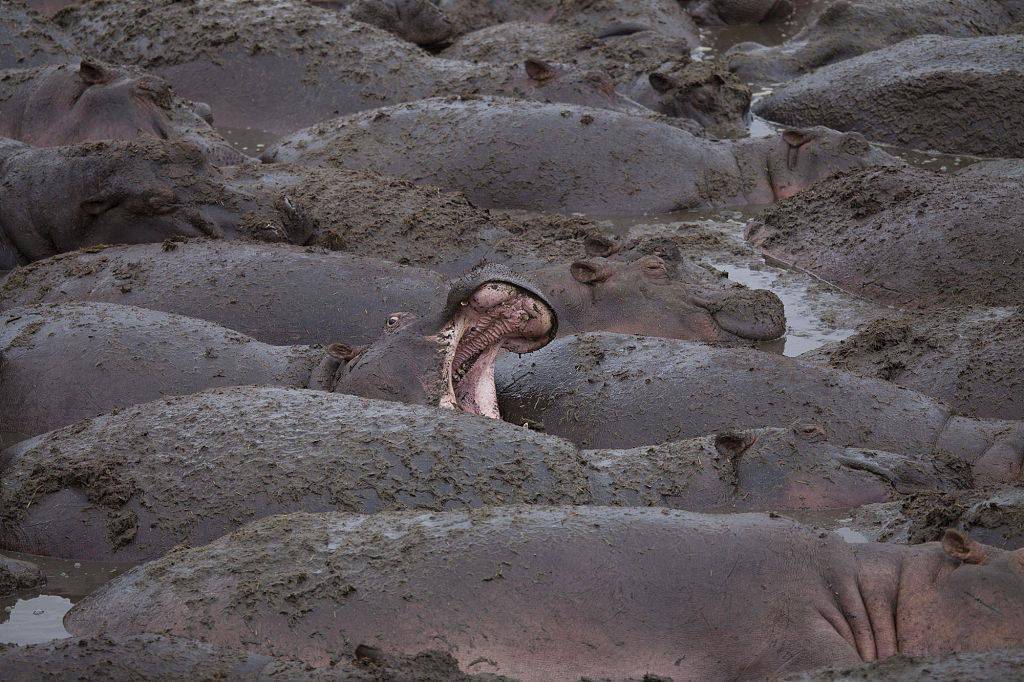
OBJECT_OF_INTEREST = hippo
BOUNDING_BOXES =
[725,0,1017,84]
[0,138,273,270]
[494,332,1024,483]
[0,1,76,71]
[0,553,42,595]
[0,266,555,435]
[745,166,1024,309]
[0,240,786,345]
[262,97,899,217]
[0,635,501,681]
[686,0,802,25]
[310,0,454,46]
[57,0,672,135]
[804,307,1024,422]
[0,383,959,560]
[755,35,1024,157]
[784,649,1024,682]
[0,60,243,163]
[958,158,1024,182]
[65,506,1024,680]
[436,0,700,44]
[19,1,81,17]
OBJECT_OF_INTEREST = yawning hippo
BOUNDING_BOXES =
[0,2,76,70]
[1,385,955,560]
[725,0,1016,83]
[755,35,1024,157]
[0,240,785,345]
[804,307,1024,422]
[745,166,1024,308]
[56,0,671,135]
[0,60,242,163]
[0,268,555,436]
[262,97,899,217]
[495,332,1024,483]
[65,507,1024,680]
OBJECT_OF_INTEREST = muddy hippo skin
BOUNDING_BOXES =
[20,1,81,17]
[57,0,665,135]
[263,97,899,217]
[0,241,785,345]
[0,2,76,70]
[804,308,1024,422]
[756,35,1024,157]
[725,0,1016,84]
[784,649,1024,682]
[311,0,453,46]
[495,333,1024,483]
[0,60,243,163]
[0,553,43,595]
[687,0,801,25]
[0,138,275,270]
[66,507,1024,680]
[0,635,504,682]
[746,167,1024,308]
[0,382,957,560]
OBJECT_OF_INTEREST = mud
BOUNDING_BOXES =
[0,2,77,71]
[784,649,1024,681]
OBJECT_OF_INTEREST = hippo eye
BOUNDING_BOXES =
[80,197,120,216]
[386,315,401,327]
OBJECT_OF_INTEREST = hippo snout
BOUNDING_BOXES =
[694,288,786,341]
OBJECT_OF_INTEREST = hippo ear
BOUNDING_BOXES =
[714,431,757,459]
[648,72,677,94]
[570,260,612,285]
[525,59,557,82]
[782,129,815,148]
[78,59,109,85]
[326,342,362,364]
[583,235,621,258]
[941,529,990,565]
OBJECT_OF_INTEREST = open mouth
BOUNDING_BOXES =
[438,282,555,419]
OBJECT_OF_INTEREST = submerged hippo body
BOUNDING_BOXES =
[495,333,1024,483]
[756,35,1024,157]
[58,0,665,135]
[263,97,898,217]
[311,0,454,46]
[0,2,76,70]
[746,167,1024,308]
[726,0,1016,83]
[0,60,243,163]
[66,507,1024,680]
[0,241,786,345]
[0,385,955,560]
[1,268,554,435]
[804,308,1024,422]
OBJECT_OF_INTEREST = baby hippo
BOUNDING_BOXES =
[0,59,242,163]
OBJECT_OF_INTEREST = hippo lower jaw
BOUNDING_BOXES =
[438,282,555,419]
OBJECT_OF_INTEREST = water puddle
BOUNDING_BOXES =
[0,552,136,646]
[217,126,282,156]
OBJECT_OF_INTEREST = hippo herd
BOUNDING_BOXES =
[2,0,1024,680]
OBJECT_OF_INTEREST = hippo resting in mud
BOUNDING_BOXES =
[310,0,454,46]
[745,167,1024,309]
[263,97,899,217]
[805,307,1024,422]
[755,35,1024,157]
[0,553,42,595]
[0,386,960,561]
[725,0,1018,83]
[56,0,676,135]
[0,60,242,163]
[0,2,76,70]
[66,506,1024,680]
[495,333,1024,483]
[0,635,498,682]
[0,241,785,345]
[0,267,555,436]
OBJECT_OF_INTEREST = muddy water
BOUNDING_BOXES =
[217,126,282,156]
[0,553,135,645]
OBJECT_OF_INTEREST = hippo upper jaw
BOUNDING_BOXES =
[437,282,555,418]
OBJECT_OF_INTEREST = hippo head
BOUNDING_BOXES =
[511,59,647,114]
[646,62,751,138]
[527,252,785,342]
[20,60,208,147]
[0,138,250,263]
[754,127,900,201]
[899,530,1024,654]
[329,267,557,418]
[345,0,453,46]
